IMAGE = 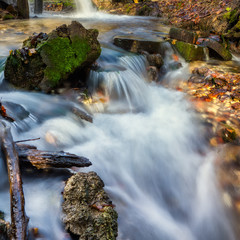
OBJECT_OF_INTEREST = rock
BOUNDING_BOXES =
[4,21,101,92]
[146,53,163,69]
[172,40,205,62]
[147,66,158,82]
[62,172,118,240]
[113,36,164,54]
[201,39,232,61]
[135,2,161,17]
[169,27,198,44]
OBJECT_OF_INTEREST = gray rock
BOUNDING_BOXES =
[113,35,165,54]
[62,171,118,240]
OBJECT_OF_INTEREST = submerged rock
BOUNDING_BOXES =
[4,21,101,92]
[62,171,118,240]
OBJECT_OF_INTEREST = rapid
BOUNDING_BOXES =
[0,3,237,240]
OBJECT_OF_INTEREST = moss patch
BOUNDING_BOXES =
[174,40,205,62]
[40,36,91,86]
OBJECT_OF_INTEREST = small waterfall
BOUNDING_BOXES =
[88,51,149,112]
[0,36,236,239]
[74,0,96,16]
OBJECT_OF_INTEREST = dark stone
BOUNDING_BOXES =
[201,39,232,61]
[0,0,8,9]
[0,212,10,240]
[169,27,198,44]
[113,36,165,54]
[4,21,101,92]
[146,53,163,69]
[34,0,43,14]
[62,171,118,240]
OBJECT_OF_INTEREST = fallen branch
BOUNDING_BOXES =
[71,107,93,123]
[0,121,28,239]
[16,144,92,169]
[15,137,40,144]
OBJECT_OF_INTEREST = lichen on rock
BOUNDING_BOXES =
[62,171,118,240]
[4,21,101,92]
[172,40,205,62]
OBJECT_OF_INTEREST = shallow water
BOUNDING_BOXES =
[0,11,237,240]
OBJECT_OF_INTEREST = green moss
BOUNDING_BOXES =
[40,36,91,86]
[174,41,205,62]
[137,5,151,16]
[224,9,238,25]
[3,14,14,20]
[8,54,21,68]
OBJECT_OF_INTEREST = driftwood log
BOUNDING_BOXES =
[0,122,28,239]
[16,144,92,169]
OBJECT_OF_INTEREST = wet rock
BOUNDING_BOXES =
[4,21,101,92]
[201,39,232,61]
[172,40,205,62]
[113,36,165,54]
[169,28,198,44]
[62,171,118,240]
[146,53,163,69]
[147,66,158,82]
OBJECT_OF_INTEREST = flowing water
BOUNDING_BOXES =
[0,10,237,240]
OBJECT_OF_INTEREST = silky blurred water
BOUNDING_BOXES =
[0,12,236,240]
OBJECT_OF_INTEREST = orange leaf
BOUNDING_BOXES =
[172,54,179,61]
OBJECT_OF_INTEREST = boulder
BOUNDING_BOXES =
[4,21,101,92]
[62,171,118,240]
[146,53,163,68]
[172,40,206,62]
[113,36,165,54]
[169,27,198,44]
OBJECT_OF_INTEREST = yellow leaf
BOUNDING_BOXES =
[172,39,177,45]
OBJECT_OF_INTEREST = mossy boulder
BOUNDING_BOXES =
[4,21,101,92]
[62,171,118,240]
[172,40,205,62]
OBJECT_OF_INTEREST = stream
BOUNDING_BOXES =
[0,6,238,240]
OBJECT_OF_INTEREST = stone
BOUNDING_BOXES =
[147,66,158,82]
[146,53,163,69]
[201,39,232,61]
[169,27,198,44]
[4,21,101,92]
[62,171,118,240]
[135,2,161,17]
[113,36,164,54]
[172,40,205,62]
